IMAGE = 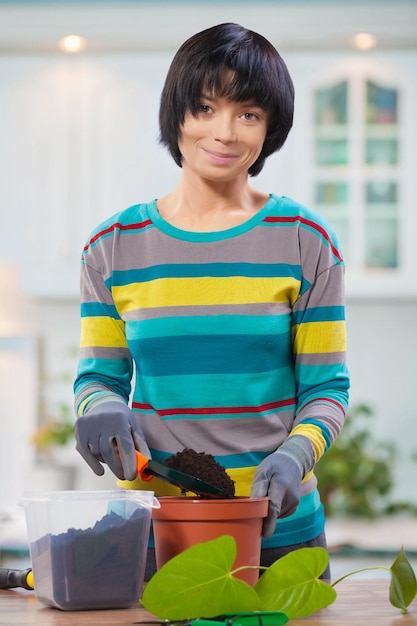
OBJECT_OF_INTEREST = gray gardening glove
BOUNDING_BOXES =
[250,435,314,538]
[75,401,151,481]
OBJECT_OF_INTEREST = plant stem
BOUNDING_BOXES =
[332,566,390,587]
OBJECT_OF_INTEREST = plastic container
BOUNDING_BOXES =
[21,490,159,611]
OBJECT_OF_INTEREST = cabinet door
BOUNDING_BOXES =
[284,52,417,298]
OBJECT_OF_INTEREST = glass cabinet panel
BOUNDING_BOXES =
[316,139,348,166]
[314,81,348,165]
[315,81,348,124]
[364,181,398,268]
[366,81,398,124]
[364,82,399,268]
[366,138,398,165]
[312,75,400,275]
[315,182,349,258]
[316,181,349,204]
[364,219,398,268]
[365,181,397,208]
[365,81,399,165]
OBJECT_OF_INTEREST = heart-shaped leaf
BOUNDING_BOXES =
[389,547,417,612]
[254,547,337,619]
[141,535,259,619]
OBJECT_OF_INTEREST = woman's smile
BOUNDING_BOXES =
[202,147,239,164]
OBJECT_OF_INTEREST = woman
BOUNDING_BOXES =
[74,23,349,579]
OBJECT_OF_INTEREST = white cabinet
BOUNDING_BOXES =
[276,51,417,299]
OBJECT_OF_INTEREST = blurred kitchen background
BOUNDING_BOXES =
[0,0,416,578]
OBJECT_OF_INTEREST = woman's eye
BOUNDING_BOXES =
[242,112,259,121]
[198,104,212,114]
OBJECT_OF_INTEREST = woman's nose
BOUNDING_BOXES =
[212,114,237,143]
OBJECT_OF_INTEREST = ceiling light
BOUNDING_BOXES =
[352,32,377,51]
[58,35,87,54]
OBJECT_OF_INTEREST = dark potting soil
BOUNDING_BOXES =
[30,508,150,610]
[164,448,235,498]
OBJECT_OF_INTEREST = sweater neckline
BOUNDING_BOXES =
[147,194,278,242]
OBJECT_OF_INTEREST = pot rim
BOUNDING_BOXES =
[152,495,269,521]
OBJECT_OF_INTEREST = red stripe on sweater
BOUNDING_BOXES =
[132,397,295,416]
[302,396,346,417]
[83,219,153,253]
[263,215,343,263]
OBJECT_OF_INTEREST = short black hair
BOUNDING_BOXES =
[159,23,294,177]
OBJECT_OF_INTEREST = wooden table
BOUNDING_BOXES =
[1,580,417,625]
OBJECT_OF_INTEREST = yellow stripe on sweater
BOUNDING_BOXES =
[81,316,127,348]
[292,320,346,353]
[291,423,326,461]
[112,276,300,314]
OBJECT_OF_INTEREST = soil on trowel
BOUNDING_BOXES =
[164,448,235,499]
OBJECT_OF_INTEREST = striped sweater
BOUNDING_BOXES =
[74,193,349,547]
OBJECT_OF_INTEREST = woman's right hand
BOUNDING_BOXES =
[74,401,151,480]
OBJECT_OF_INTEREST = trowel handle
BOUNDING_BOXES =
[0,567,34,590]
[135,450,154,482]
[116,446,153,482]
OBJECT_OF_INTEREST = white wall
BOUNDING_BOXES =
[0,336,38,509]
[346,299,417,503]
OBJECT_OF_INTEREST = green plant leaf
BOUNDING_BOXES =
[254,547,337,619]
[389,547,417,612]
[141,535,259,620]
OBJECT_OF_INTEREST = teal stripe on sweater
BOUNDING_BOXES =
[297,361,348,379]
[297,364,350,393]
[128,314,291,339]
[129,333,292,376]
[292,305,345,324]
[133,368,296,413]
[76,358,132,400]
[108,262,301,286]
[150,448,268,469]
[81,302,121,319]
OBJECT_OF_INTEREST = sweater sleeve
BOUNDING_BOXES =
[289,240,350,467]
[73,257,133,417]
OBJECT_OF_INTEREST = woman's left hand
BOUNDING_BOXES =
[250,452,302,538]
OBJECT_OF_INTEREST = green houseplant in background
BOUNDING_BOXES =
[315,403,417,518]
[31,402,77,490]
[31,343,78,464]
[32,403,74,451]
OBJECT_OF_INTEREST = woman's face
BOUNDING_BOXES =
[178,94,268,183]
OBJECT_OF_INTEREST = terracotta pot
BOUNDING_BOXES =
[152,496,269,586]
